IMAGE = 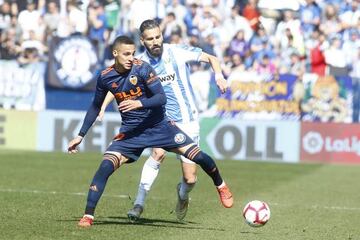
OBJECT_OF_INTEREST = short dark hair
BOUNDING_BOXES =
[139,19,160,35]
[113,35,135,48]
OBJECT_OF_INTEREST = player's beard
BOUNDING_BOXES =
[145,44,163,58]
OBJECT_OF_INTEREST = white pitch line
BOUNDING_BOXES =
[314,205,360,211]
[270,202,360,211]
[0,188,130,199]
[2,188,360,212]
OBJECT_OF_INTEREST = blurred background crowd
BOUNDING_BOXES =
[0,0,359,78]
[0,0,360,159]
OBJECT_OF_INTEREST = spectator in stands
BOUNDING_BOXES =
[202,32,217,57]
[160,12,186,43]
[0,1,17,31]
[228,29,249,58]
[188,29,201,48]
[88,1,107,61]
[254,54,276,75]
[211,0,233,19]
[343,29,359,71]
[196,5,216,40]
[339,0,360,31]
[0,0,359,119]
[17,46,39,65]
[299,0,321,38]
[310,31,328,76]
[242,0,260,31]
[319,4,342,38]
[20,29,47,57]
[229,53,246,72]
[275,10,304,56]
[43,1,60,41]
[169,31,183,44]
[249,24,268,61]
[104,0,120,32]
[166,0,187,24]
[0,27,20,59]
[183,3,201,36]
[67,0,87,35]
[223,5,253,43]
[288,51,305,76]
[17,0,42,40]
[324,35,348,76]
[126,0,162,40]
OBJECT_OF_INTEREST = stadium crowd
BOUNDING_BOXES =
[0,0,359,79]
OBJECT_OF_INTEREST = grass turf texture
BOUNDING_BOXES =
[0,150,359,240]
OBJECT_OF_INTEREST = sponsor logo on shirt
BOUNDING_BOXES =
[114,87,143,101]
[159,73,175,84]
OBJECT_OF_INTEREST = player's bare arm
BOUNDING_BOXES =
[199,52,228,94]
[98,91,115,121]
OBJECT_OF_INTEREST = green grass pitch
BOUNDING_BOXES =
[0,150,359,240]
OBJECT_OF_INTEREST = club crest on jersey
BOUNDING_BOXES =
[174,133,186,144]
[129,75,138,85]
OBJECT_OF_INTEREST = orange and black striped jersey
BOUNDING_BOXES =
[78,59,167,137]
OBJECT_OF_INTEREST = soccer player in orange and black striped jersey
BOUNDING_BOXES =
[67,35,233,228]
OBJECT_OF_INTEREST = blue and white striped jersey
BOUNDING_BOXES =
[137,43,202,123]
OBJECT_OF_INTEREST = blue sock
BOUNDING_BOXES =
[184,146,223,187]
[85,160,115,216]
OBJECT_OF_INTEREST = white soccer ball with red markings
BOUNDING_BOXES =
[243,200,270,227]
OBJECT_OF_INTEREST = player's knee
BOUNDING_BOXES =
[103,153,121,170]
[152,149,166,163]
[139,182,151,192]
[183,175,197,185]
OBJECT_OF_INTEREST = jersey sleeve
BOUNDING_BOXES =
[139,62,166,108]
[172,44,202,62]
[78,75,107,137]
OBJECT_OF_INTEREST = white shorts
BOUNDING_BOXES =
[175,121,200,164]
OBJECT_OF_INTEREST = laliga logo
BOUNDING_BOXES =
[303,131,324,154]
[303,131,360,155]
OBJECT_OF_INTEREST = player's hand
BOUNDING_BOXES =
[215,73,228,94]
[118,100,143,112]
[67,136,83,154]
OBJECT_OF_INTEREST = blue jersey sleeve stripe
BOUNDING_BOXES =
[185,68,198,116]
[168,49,194,122]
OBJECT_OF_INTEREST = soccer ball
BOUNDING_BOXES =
[242,200,270,227]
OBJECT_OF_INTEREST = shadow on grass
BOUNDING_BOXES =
[60,216,225,231]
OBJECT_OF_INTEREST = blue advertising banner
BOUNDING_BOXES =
[216,72,300,120]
